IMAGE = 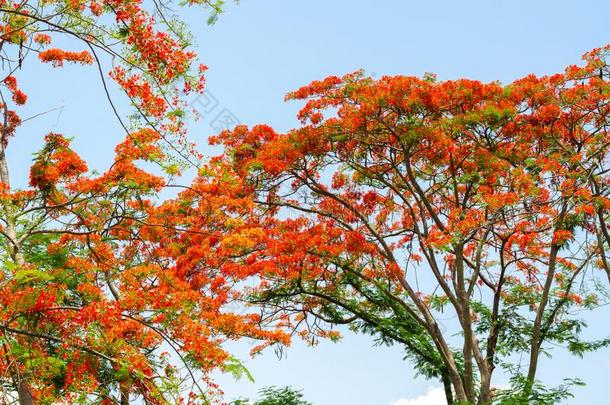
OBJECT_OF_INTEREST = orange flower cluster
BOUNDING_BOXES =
[38,49,94,67]
[2,75,27,105]
[29,133,88,191]
[33,32,51,45]
[110,68,167,118]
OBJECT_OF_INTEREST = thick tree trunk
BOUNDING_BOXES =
[17,381,34,405]
[478,368,493,404]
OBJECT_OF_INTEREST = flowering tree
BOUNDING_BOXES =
[211,47,610,404]
[0,0,288,404]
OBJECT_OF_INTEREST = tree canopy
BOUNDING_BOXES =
[0,0,286,404]
[210,46,610,404]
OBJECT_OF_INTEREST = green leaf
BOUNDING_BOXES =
[224,356,254,383]
[14,268,52,285]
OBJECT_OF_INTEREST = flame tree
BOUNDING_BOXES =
[211,47,610,404]
[0,0,287,403]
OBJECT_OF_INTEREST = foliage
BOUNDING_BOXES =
[231,386,311,405]
[494,375,585,405]
[254,386,311,405]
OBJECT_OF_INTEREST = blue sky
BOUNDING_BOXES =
[8,0,610,404]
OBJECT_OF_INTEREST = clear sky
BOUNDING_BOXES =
[8,0,610,404]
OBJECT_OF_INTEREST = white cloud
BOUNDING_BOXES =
[390,387,447,405]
